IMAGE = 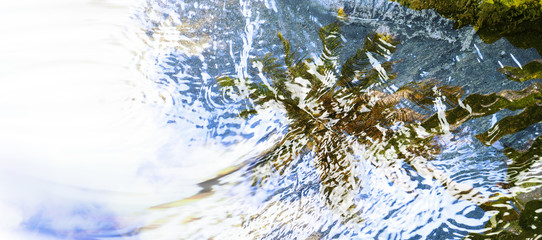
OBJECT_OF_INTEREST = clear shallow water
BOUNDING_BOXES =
[1,0,541,239]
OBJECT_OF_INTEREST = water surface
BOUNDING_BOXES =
[1,0,540,239]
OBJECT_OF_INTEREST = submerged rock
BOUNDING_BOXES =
[315,0,476,46]
[386,0,542,55]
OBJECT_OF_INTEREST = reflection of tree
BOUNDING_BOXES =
[220,13,542,228]
[219,20,470,220]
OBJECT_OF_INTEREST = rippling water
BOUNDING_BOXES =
[1,0,541,239]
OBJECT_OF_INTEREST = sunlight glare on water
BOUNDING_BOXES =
[0,0,196,238]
